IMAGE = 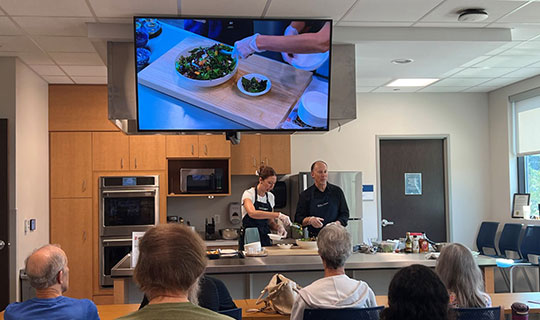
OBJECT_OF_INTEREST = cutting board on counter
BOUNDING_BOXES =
[266,246,319,256]
[138,37,313,129]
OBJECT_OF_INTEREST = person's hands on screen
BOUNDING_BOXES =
[281,26,298,64]
[233,33,262,59]
[277,213,292,227]
[309,216,324,228]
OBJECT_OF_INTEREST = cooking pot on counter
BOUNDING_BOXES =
[220,228,239,240]
[432,242,451,252]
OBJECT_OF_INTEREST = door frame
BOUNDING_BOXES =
[375,135,452,242]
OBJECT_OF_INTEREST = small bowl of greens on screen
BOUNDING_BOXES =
[237,73,271,97]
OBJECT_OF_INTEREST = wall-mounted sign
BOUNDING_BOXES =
[512,193,530,218]
[404,173,422,195]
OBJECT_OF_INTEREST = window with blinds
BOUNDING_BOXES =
[514,94,540,156]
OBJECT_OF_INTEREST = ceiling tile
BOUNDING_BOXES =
[484,41,520,55]
[432,77,490,86]
[414,22,489,28]
[180,0,266,17]
[373,86,420,93]
[266,0,355,19]
[473,55,540,68]
[42,75,73,83]
[71,76,107,84]
[501,67,540,78]
[33,36,95,53]
[49,52,103,65]
[463,86,498,92]
[2,51,54,65]
[460,56,490,68]
[451,67,517,77]
[420,0,527,23]
[418,86,467,92]
[13,17,95,36]
[89,0,178,17]
[499,2,540,23]
[440,67,464,77]
[356,77,392,86]
[29,65,65,76]
[476,77,521,87]
[356,87,376,92]
[62,65,106,77]
[0,35,40,51]
[0,17,22,35]
[342,0,444,23]
[0,0,92,16]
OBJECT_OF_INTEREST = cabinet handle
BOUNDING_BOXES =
[266,157,269,165]
[135,158,138,169]
[82,180,86,192]
[204,144,208,156]
[82,231,86,242]
[253,157,256,168]
[191,144,194,155]
[121,158,124,169]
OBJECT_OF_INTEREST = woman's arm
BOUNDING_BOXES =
[255,22,330,54]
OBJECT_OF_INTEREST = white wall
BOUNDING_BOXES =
[291,93,491,248]
[15,59,49,300]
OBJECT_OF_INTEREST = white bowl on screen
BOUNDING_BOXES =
[298,91,328,128]
[288,51,329,71]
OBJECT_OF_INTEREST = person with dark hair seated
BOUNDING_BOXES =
[380,264,451,320]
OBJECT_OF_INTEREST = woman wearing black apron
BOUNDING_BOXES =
[241,166,291,247]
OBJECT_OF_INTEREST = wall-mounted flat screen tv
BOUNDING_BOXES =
[134,17,332,132]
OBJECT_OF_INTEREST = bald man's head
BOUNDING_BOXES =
[25,244,68,290]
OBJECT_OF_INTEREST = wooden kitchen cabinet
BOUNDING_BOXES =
[166,135,230,158]
[231,134,290,175]
[51,198,93,299]
[50,132,92,198]
[129,135,166,170]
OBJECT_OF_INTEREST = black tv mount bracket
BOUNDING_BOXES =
[225,131,241,145]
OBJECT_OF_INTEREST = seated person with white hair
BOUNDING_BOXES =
[4,244,99,320]
[290,223,376,320]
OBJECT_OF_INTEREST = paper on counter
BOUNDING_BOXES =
[131,231,146,267]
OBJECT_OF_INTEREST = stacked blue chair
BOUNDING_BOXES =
[455,306,501,320]
[303,306,384,320]
[476,222,499,256]
[219,307,242,320]
[496,223,529,291]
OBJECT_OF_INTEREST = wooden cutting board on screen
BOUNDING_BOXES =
[138,37,313,129]
[266,246,319,256]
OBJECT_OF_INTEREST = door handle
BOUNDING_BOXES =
[253,157,256,168]
[381,219,395,227]
[204,144,208,155]
[134,158,138,169]
[0,240,5,250]
[82,180,87,192]
[83,231,87,242]
[191,144,194,155]
[121,158,124,169]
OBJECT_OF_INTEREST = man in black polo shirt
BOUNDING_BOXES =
[295,160,349,237]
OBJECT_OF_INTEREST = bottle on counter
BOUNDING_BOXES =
[511,302,529,320]
[419,237,429,253]
[412,235,419,253]
[405,232,412,253]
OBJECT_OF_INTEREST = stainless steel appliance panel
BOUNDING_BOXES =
[100,237,131,287]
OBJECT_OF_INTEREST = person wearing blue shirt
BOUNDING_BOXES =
[5,244,99,320]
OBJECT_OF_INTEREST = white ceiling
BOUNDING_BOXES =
[1,0,540,92]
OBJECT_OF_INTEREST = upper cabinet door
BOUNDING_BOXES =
[231,134,261,175]
[49,85,118,132]
[50,132,92,198]
[166,135,199,158]
[260,135,291,174]
[129,135,166,170]
[198,135,231,158]
[93,132,129,171]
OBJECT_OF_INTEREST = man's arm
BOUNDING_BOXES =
[336,187,349,227]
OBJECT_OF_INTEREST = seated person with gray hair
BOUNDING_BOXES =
[290,223,376,320]
[117,223,231,320]
[4,244,99,320]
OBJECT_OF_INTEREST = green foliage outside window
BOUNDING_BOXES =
[525,154,540,217]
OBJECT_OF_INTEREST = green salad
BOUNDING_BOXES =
[176,44,236,80]
[241,76,268,93]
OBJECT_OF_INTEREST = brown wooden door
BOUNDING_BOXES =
[198,135,231,158]
[380,139,447,242]
[0,119,9,310]
[51,198,93,299]
[231,134,261,175]
[129,135,166,170]
[166,135,198,158]
[261,135,291,174]
[50,132,92,198]
[92,132,129,171]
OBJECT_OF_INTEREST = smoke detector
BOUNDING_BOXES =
[457,9,489,22]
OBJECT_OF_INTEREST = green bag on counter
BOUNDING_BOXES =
[255,273,301,315]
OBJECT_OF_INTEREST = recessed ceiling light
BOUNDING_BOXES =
[386,79,439,87]
[391,58,414,65]
[457,8,488,22]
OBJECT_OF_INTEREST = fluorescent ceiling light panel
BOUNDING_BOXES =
[386,78,439,87]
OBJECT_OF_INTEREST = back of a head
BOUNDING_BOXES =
[25,244,67,290]
[134,224,207,298]
[381,264,450,320]
[317,223,352,269]
[436,243,486,308]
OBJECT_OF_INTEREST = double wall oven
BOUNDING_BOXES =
[99,176,159,287]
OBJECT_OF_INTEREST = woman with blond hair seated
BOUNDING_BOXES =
[435,243,492,308]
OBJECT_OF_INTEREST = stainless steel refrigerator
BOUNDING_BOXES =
[289,171,363,245]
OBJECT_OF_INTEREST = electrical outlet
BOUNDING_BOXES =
[24,219,29,234]
[214,214,220,224]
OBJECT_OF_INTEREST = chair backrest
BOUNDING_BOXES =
[455,306,501,320]
[520,225,540,264]
[498,223,523,259]
[476,222,499,255]
[303,306,384,320]
[219,307,242,320]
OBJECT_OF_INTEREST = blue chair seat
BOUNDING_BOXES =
[219,307,242,320]
[455,306,501,320]
[303,306,384,320]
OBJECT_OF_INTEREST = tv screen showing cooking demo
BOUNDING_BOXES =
[134,17,332,132]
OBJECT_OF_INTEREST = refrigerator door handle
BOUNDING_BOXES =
[381,219,394,227]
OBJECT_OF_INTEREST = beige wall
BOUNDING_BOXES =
[291,93,492,248]
[15,59,49,300]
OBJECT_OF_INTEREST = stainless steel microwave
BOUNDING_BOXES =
[179,168,224,193]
